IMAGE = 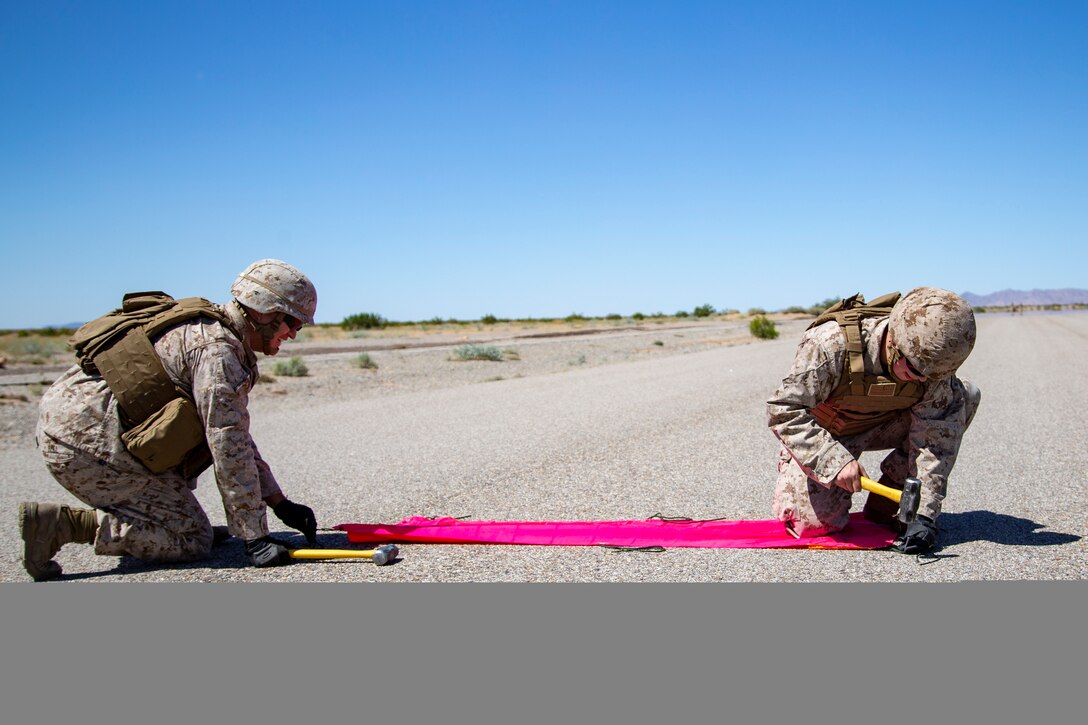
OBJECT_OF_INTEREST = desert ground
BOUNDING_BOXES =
[1,311,1085,582]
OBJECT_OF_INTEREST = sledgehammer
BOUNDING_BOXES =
[288,544,399,566]
[860,476,922,525]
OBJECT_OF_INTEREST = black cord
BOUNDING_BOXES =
[915,548,956,566]
[598,545,667,553]
[647,513,730,522]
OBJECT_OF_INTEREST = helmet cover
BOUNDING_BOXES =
[230,259,317,325]
[888,287,976,379]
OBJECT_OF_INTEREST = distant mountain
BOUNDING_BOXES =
[960,288,1088,307]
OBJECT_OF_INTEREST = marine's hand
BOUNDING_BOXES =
[893,516,938,554]
[245,536,293,567]
[273,499,318,545]
[832,460,866,493]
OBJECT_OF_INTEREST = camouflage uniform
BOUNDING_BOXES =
[36,301,282,561]
[768,316,980,536]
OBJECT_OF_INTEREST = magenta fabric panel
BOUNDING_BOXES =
[334,512,895,549]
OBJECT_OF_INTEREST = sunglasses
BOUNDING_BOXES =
[889,332,926,380]
[283,314,304,333]
[899,349,926,379]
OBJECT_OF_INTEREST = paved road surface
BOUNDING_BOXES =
[2,311,1085,581]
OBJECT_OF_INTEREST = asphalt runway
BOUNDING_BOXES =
[3,311,1085,581]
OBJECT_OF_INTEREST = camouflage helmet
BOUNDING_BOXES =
[230,259,317,325]
[888,287,976,379]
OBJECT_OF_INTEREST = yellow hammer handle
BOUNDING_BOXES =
[859,476,901,503]
[289,549,376,560]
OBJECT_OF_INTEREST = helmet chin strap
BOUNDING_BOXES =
[883,331,909,383]
[237,303,282,355]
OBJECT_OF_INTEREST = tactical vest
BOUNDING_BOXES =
[806,292,925,437]
[69,292,236,477]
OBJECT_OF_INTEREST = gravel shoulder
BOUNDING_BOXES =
[0,316,788,445]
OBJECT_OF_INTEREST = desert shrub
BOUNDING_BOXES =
[569,354,587,366]
[806,298,840,315]
[675,310,690,318]
[341,312,386,330]
[272,356,309,376]
[352,353,378,370]
[480,314,499,325]
[693,304,715,318]
[452,344,504,362]
[749,316,779,340]
[0,336,69,364]
[0,327,62,337]
[747,307,767,316]
[564,313,587,322]
[605,313,622,320]
[632,312,645,320]
[653,340,664,346]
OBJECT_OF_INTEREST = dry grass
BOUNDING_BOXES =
[0,312,808,372]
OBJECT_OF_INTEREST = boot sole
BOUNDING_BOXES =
[19,501,62,581]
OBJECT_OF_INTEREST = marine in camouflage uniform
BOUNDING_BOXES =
[21,259,320,580]
[767,287,980,553]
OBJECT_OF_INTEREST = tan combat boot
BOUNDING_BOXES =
[212,525,232,547]
[861,485,906,534]
[19,501,99,581]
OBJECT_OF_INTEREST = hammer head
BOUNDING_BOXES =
[898,477,922,524]
[371,544,399,566]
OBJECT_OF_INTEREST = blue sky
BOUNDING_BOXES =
[2,1,1085,327]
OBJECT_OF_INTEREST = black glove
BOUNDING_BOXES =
[245,536,293,567]
[893,515,938,554]
[273,499,318,545]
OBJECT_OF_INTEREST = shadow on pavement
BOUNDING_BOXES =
[50,550,244,582]
[50,531,369,581]
[939,510,1082,547]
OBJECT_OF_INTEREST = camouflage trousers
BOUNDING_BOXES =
[773,378,981,536]
[39,436,213,562]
